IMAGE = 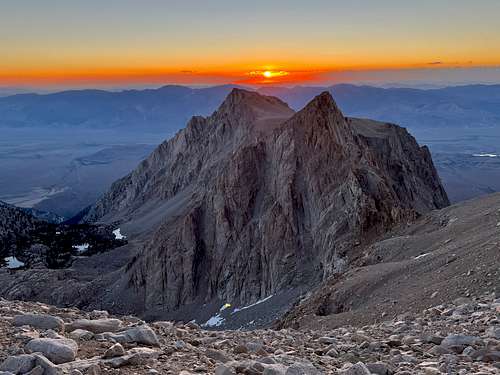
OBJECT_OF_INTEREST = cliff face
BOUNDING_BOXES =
[84,89,449,316]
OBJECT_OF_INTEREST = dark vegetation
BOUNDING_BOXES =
[0,222,126,269]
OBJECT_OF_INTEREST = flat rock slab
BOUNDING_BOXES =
[97,325,160,346]
[13,314,64,331]
[66,318,122,334]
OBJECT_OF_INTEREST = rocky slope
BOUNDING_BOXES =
[78,89,448,322]
[277,192,500,331]
[0,293,498,374]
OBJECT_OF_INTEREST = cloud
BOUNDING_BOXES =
[427,61,443,65]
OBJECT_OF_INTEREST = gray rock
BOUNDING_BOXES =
[215,366,235,375]
[99,325,160,346]
[103,343,125,359]
[0,354,36,374]
[104,348,160,368]
[486,327,500,339]
[421,334,444,345]
[263,365,288,375]
[205,349,232,363]
[340,362,371,375]
[26,338,78,364]
[318,337,337,345]
[68,329,94,341]
[366,362,392,375]
[85,364,100,375]
[13,314,64,331]
[468,349,500,362]
[429,345,453,355]
[441,334,483,353]
[65,319,122,334]
[25,366,44,375]
[32,354,59,375]
[89,310,109,319]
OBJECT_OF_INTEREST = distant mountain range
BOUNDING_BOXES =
[1,84,500,133]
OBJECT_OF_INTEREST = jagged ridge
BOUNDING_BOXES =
[81,89,449,322]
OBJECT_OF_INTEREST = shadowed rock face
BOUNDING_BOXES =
[84,89,449,317]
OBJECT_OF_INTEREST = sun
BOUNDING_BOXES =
[246,69,290,83]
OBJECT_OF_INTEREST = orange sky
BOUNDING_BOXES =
[2,1,500,87]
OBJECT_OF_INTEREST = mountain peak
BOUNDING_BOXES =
[215,88,295,132]
[284,91,352,147]
[221,88,292,112]
[302,91,343,116]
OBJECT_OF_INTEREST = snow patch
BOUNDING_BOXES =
[232,294,274,314]
[201,314,225,328]
[73,243,89,253]
[472,153,498,158]
[4,257,25,269]
[113,228,126,240]
[414,253,430,260]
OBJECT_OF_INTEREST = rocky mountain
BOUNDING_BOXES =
[1,89,499,375]
[0,294,498,374]
[76,89,449,322]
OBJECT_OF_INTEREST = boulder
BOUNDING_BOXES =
[25,366,44,375]
[366,362,392,375]
[441,335,483,353]
[215,366,235,375]
[103,343,125,359]
[98,325,160,346]
[340,362,372,375]
[26,338,78,364]
[32,354,59,375]
[205,349,233,363]
[68,329,94,341]
[104,348,160,368]
[13,314,64,331]
[65,318,122,334]
[0,354,36,374]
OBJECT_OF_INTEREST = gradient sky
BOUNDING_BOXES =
[2,0,500,88]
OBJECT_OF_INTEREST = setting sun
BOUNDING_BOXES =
[244,70,291,84]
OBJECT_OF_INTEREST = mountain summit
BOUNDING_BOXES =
[78,89,449,323]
